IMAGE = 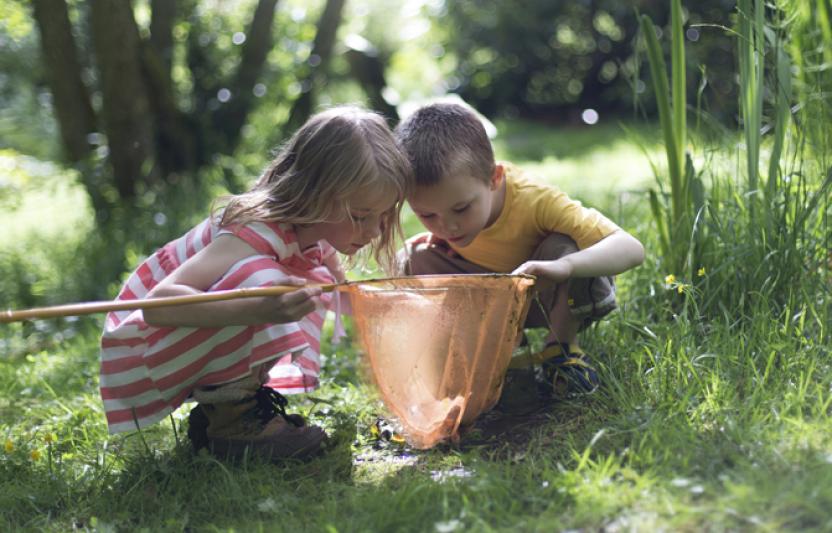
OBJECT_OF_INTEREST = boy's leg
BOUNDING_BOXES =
[524,233,616,335]
[189,360,327,461]
[398,234,492,276]
[523,234,617,397]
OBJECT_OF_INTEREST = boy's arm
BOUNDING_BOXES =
[512,230,644,283]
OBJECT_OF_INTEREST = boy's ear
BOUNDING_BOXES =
[489,164,504,191]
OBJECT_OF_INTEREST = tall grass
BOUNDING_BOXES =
[641,0,830,318]
[738,0,766,204]
[639,0,705,279]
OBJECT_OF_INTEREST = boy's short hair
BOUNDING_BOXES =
[395,102,495,186]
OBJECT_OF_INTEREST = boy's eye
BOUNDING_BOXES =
[417,213,435,219]
[453,204,470,214]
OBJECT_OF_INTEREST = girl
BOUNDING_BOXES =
[100,107,412,461]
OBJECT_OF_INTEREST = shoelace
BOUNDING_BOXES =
[253,386,304,427]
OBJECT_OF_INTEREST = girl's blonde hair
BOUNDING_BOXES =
[219,106,412,272]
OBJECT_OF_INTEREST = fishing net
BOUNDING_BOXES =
[342,274,535,449]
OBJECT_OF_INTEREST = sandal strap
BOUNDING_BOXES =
[549,354,593,369]
[508,342,585,369]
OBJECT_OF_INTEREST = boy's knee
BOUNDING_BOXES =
[532,233,579,261]
[397,240,443,275]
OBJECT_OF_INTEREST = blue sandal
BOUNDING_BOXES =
[538,343,600,398]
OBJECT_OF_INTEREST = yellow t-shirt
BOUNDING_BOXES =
[448,163,620,272]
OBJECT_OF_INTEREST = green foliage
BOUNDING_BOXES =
[639,0,705,279]
[0,5,60,161]
[432,1,740,121]
[738,0,766,200]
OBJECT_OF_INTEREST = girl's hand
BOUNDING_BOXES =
[512,259,573,288]
[256,277,323,324]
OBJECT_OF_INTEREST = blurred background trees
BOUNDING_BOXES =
[0,0,829,305]
[2,0,753,215]
[441,0,738,121]
[4,1,743,211]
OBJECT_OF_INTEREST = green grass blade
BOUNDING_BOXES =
[640,14,683,270]
[767,38,792,199]
[671,0,686,158]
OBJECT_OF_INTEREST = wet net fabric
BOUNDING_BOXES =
[343,274,535,449]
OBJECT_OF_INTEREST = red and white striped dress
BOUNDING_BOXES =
[99,218,337,434]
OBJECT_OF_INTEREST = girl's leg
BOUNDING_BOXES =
[189,359,327,461]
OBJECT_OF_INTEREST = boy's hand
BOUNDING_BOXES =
[512,259,573,287]
[256,277,323,324]
[407,232,458,258]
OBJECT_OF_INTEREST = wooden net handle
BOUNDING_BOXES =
[0,284,337,323]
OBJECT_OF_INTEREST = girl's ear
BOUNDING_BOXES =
[489,164,504,191]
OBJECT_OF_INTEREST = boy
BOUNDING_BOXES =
[396,102,644,401]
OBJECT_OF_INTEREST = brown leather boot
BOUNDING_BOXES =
[189,377,327,461]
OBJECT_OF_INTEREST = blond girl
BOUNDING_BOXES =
[100,107,412,460]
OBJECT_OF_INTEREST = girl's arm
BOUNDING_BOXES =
[143,234,322,327]
[512,230,644,283]
[322,249,347,283]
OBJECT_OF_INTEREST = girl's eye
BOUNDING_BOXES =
[453,204,470,214]
[418,213,435,219]
[351,214,368,223]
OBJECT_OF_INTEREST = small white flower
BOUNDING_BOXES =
[257,498,280,514]
[434,519,462,532]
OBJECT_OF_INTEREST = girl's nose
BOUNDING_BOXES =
[364,220,382,240]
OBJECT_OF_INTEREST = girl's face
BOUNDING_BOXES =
[296,185,399,254]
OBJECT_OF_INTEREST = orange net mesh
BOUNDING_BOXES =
[343,274,535,449]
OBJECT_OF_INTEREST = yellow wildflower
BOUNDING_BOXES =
[43,433,56,444]
[30,449,42,461]
[697,267,706,277]
[665,274,676,284]
[4,439,13,453]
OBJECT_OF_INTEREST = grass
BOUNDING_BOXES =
[1,117,831,531]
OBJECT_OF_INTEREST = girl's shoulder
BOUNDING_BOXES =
[216,220,299,260]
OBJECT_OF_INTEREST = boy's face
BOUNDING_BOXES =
[408,166,504,248]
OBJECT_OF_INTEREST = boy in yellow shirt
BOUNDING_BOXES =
[396,102,644,402]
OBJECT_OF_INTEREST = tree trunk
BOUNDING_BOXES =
[90,0,155,200]
[150,0,176,80]
[31,0,96,163]
[143,0,196,176]
[213,0,280,152]
[285,0,347,131]
[345,42,399,125]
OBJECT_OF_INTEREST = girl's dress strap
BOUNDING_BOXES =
[216,221,298,260]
